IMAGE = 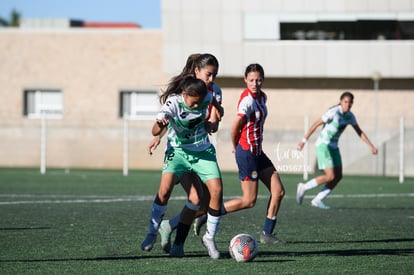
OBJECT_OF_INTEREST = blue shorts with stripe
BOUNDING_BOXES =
[235,144,275,181]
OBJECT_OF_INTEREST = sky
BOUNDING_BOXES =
[0,0,161,28]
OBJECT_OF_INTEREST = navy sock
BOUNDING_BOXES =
[263,217,277,235]
[174,222,191,245]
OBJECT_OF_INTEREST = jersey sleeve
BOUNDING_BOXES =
[237,96,251,117]
[350,112,358,126]
[321,106,338,123]
[212,83,222,104]
[156,95,175,120]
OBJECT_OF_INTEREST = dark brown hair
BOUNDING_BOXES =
[160,53,219,104]
[244,63,265,80]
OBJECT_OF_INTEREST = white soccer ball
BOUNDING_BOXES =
[229,233,258,262]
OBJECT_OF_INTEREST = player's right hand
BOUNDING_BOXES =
[148,136,161,155]
[297,141,305,151]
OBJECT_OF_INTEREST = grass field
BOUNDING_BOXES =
[0,168,413,274]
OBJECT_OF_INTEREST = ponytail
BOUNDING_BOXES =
[159,53,219,104]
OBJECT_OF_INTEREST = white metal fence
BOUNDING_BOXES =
[1,115,412,182]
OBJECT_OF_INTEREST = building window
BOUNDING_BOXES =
[23,89,63,119]
[280,20,414,40]
[243,12,414,40]
[119,90,159,120]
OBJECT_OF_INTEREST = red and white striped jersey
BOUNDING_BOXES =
[236,88,267,155]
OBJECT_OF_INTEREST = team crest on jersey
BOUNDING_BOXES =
[251,171,258,179]
[180,111,189,119]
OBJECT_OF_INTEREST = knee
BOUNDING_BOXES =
[208,189,223,204]
[272,188,285,201]
[245,199,257,209]
[327,174,342,189]
[279,188,285,199]
[188,192,201,206]
[325,174,335,182]
[241,195,257,209]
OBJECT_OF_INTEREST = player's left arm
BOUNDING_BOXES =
[152,116,169,136]
[207,106,220,134]
[207,97,223,134]
[211,97,224,120]
[153,102,172,136]
[148,127,167,155]
[352,124,378,155]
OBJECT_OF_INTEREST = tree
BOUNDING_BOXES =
[0,9,21,27]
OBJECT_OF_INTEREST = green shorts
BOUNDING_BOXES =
[316,144,342,170]
[162,145,221,183]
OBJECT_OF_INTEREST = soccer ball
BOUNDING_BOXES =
[229,233,258,262]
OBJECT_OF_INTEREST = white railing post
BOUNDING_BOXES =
[399,115,405,184]
[40,112,47,174]
[372,71,381,176]
[303,114,309,181]
[123,113,129,176]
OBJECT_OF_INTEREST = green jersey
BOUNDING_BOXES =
[316,105,357,149]
[156,93,213,152]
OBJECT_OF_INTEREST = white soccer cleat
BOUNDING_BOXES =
[311,199,330,209]
[159,220,172,253]
[202,234,220,259]
[296,183,306,205]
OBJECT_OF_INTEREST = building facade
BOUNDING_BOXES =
[0,0,413,176]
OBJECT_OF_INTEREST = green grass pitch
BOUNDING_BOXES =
[0,168,413,274]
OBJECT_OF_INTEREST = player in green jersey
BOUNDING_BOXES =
[296,92,378,209]
[141,54,224,259]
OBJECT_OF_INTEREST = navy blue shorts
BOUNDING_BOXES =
[235,144,275,181]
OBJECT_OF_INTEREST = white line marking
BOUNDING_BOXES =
[0,193,412,206]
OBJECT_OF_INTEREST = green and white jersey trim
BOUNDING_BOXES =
[316,105,357,149]
[156,93,212,152]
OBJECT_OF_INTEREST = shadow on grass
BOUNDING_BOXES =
[2,247,412,263]
[0,227,51,231]
[0,254,169,263]
[288,237,414,244]
[1,238,412,263]
[219,252,292,262]
[334,207,414,210]
[0,252,293,263]
[259,247,414,257]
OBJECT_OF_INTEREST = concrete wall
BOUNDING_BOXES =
[162,0,414,78]
[1,31,413,176]
[0,29,167,169]
[1,0,414,176]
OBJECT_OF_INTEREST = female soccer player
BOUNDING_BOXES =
[153,55,223,254]
[226,63,285,244]
[296,91,378,209]
[195,63,286,244]
[141,54,224,259]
